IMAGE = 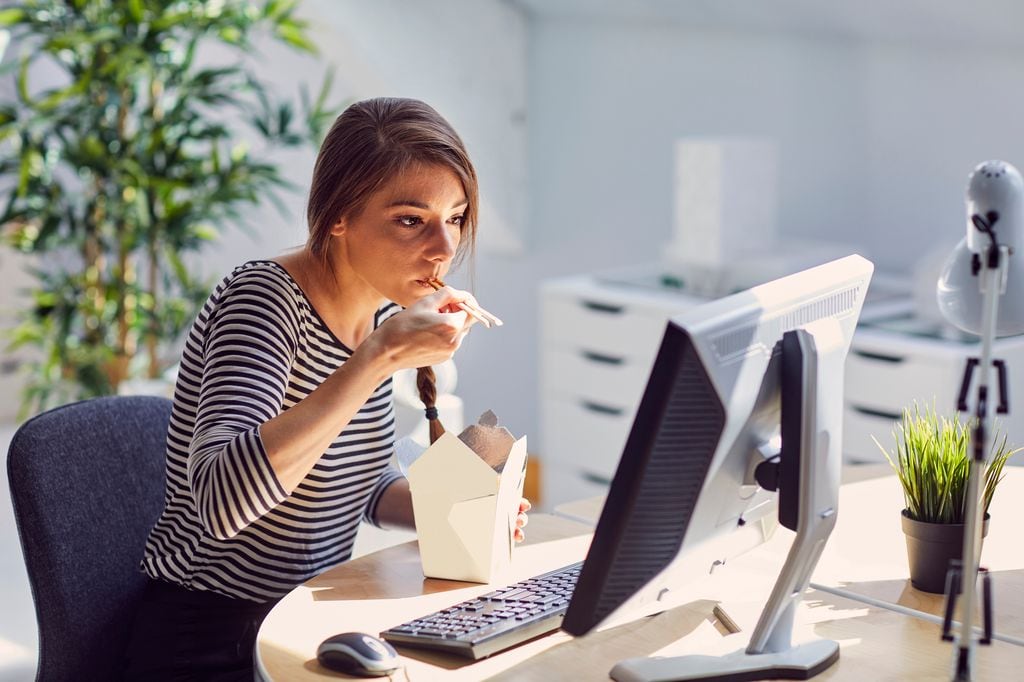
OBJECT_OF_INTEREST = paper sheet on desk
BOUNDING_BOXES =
[406,412,528,583]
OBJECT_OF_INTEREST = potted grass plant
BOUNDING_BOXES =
[874,404,1018,593]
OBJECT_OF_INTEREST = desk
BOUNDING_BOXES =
[257,470,1024,681]
[556,466,1024,642]
[811,466,1024,640]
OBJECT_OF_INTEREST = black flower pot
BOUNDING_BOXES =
[901,510,990,594]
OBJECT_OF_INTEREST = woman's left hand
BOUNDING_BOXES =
[514,498,531,543]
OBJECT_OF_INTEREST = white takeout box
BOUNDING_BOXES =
[407,431,528,583]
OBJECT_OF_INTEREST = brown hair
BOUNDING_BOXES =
[306,97,478,266]
[306,98,478,443]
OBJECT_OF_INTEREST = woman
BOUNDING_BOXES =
[124,97,529,680]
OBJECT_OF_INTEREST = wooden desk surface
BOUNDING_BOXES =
[556,466,1024,640]
[256,514,595,682]
[256,514,1024,680]
[812,466,1023,636]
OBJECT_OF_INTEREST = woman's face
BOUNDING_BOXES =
[333,162,467,307]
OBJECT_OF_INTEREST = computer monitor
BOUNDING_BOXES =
[561,255,874,681]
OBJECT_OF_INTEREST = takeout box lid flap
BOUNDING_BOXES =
[407,431,501,499]
[496,435,528,502]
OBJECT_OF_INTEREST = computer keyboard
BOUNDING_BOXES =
[380,561,583,660]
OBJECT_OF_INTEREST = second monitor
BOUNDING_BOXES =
[562,254,874,681]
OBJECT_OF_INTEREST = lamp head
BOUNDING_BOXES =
[964,161,1024,254]
[937,160,1024,336]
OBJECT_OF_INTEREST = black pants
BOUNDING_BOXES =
[123,578,279,681]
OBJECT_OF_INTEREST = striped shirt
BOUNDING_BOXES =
[141,260,404,602]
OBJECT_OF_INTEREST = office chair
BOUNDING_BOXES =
[7,395,172,682]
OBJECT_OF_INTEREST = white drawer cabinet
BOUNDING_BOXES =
[541,348,654,412]
[845,342,965,416]
[843,315,1024,463]
[538,274,1024,510]
[539,275,704,508]
[543,396,636,483]
[541,293,669,359]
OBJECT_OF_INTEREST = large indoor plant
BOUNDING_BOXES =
[875,404,1017,593]
[0,0,334,416]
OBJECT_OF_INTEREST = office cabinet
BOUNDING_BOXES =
[537,272,1024,510]
[539,275,705,509]
[843,306,1024,463]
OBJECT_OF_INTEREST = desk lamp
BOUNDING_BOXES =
[936,160,1024,681]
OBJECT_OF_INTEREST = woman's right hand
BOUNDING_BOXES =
[366,286,479,371]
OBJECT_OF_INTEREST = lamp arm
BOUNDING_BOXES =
[948,245,1008,681]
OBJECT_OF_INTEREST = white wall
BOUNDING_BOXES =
[524,17,1024,271]
[860,42,1024,257]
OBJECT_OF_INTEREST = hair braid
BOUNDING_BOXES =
[416,366,445,444]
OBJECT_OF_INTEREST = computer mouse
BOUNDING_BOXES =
[316,632,401,677]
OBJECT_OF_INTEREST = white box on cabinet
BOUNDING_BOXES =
[668,137,778,269]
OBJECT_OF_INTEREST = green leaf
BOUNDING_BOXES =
[17,148,31,196]
[150,10,192,32]
[264,0,299,21]
[277,102,292,135]
[15,54,31,105]
[275,20,317,54]
[191,223,217,241]
[229,141,248,162]
[127,0,144,23]
[35,82,81,112]
[218,26,242,45]
[0,8,26,26]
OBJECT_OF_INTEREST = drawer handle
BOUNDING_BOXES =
[852,350,905,364]
[851,405,903,420]
[581,300,624,315]
[581,400,625,417]
[581,471,612,487]
[582,350,625,365]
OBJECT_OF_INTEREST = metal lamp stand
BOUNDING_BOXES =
[943,238,1008,681]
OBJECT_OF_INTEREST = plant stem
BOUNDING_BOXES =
[147,235,159,379]
[146,76,163,380]
[110,85,135,391]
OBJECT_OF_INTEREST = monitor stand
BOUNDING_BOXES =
[610,322,845,682]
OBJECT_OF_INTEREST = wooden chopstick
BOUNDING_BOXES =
[427,278,503,327]
[426,279,491,327]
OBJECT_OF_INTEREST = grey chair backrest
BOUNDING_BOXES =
[7,395,172,682]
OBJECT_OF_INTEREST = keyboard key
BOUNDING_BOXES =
[499,585,532,598]
[390,625,417,634]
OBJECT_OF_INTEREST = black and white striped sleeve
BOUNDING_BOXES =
[361,465,406,528]
[360,301,406,528]
[187,269,300,540]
